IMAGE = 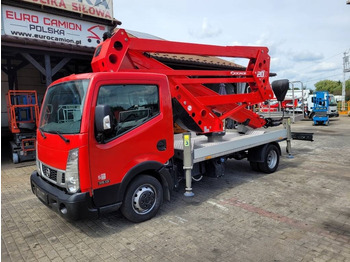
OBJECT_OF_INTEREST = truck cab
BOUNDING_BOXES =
[328,94,339,117]
[31,72,175,222]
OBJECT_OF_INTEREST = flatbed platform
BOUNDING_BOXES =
[174,128,288,163]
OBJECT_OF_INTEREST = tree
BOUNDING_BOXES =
[314,79,350,100]
[314,80,341,93]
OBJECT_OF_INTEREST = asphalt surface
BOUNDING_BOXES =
[1,116,350,262]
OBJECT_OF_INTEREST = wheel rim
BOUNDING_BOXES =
[132,184,157,215]
[267,150,278,169]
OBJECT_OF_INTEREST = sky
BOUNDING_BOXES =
[113,0,350,90]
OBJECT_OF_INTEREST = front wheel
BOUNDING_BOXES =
[258,144,280,173]
[121,175,163,223]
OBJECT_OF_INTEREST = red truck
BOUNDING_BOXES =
[31,28,296,222]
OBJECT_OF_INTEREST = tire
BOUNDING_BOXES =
[192,174,203,182]
[121,175,163,223]
[250,161,260,172]
[258,144,280,174]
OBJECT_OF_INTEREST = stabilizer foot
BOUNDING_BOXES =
[184,191,195,197]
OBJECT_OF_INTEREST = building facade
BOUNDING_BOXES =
[1,0,120,128]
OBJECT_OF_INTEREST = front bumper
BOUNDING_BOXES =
[329,113,339,117]
[30,171,98,220]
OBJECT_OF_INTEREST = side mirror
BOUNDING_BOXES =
[95,105,114,134]
[271,79,289,102]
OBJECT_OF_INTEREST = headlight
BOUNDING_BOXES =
[66,148,80,193]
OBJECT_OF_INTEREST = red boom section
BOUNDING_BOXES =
[91,29,274,133]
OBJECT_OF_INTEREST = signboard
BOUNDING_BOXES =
[2,5,111,48]
[21,0,113,20]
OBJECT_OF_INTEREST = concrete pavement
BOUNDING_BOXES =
[2,116,350,261]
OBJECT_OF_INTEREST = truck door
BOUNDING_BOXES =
[88,73,174,207]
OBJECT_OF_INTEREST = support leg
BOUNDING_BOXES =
[183,133,194,197]
[284,118,294,159]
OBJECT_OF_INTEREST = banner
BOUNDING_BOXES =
[2,5,112,48]
[21,0,113,20]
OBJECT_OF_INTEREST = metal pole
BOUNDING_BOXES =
[290,81,305,118]
[290,82,295,123]
[342,51,350,111]
[301,83,305,118]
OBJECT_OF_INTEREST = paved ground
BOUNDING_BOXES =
[1,116,350,262]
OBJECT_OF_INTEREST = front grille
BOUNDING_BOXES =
[42,165,57,181]
[40,162,65,188]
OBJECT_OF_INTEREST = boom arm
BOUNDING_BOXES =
[91,29,275,134]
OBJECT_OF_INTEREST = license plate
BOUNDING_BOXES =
[36,187,48,204]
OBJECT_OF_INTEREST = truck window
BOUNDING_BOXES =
[329,95,337,106]
[96,84,159,140]
[40,80,89,134]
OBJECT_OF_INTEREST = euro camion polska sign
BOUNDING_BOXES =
[21,0,113,20]
[2,5,111,47]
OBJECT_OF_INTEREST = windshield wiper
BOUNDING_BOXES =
[55,131,70,143]
[38,127,46,139]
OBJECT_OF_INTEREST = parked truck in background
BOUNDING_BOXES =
[307,93,339,119]
[31,28,310,223]
[284,89,310,114]
[328,94,339,117]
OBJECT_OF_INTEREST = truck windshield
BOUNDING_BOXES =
[329,95,337,106]
[39,79,89,134]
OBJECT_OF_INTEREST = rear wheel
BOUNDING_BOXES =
[258,144,280,173]
[121,175,163,223]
